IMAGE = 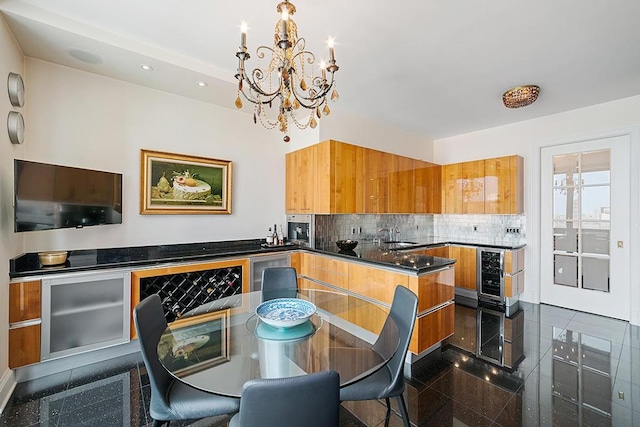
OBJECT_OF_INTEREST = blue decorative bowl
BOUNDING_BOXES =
[256,298,317,329]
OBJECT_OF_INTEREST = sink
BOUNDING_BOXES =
[382,241,418,247]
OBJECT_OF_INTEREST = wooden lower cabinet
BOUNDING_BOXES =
[448,246,477,290]
[298,278,350,322]
[409,303,455,355]
[9,324,41,368]
[298,253,455,354]
[9,280,42,368]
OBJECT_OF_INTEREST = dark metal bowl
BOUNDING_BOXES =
[336,240,358,251]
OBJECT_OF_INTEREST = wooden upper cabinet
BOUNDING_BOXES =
[485,155,524,214]
[442,163,463,214]
[462,160,485,214]
[285,146,315,213]
[415,161,442,214]
[364,148,391,213]
[388,155,415,213]
[314,140,359,214]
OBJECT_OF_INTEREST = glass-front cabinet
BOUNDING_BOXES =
[41,271,131,360]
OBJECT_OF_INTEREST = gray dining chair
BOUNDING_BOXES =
[228,370,340,427]
[261,266,298,301]
[133,294,239,427]
[339,285,418,427]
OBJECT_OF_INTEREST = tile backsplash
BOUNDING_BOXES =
[314,214,526,248]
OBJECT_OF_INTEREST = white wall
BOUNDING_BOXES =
[319,110,435,161]
[22,58,290,251]
[287,108,435,161]
[0,13,24,411]
[434,96,640,325]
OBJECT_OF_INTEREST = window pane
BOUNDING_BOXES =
[581,150,610,185]
[581,222,609,255]
[554,222,577,253]
[554,254,578,287]
[582,257,609,292]
[581,186,609,220]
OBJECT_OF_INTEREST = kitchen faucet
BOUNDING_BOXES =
[378,226,400,242]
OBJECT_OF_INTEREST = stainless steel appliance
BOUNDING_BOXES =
[250,253,291,291]
[477,247,524,312]
[286,214,314,247]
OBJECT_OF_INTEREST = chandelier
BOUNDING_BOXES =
[234,0,339,142]
[502,85,540,109]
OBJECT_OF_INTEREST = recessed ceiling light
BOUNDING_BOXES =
[196,81,208,87]
[140,64,153,71]
[66,48,103,64]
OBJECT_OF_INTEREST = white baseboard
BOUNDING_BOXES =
[0,368,16,414]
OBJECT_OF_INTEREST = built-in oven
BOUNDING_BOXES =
[286,214,314,248]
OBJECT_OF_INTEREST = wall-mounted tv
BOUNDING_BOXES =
[14,159,123,232]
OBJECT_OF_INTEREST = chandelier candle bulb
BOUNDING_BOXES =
[328,37,335,62]
[240,21,247,48]
[320,61,327,80]
[280,9,289,40]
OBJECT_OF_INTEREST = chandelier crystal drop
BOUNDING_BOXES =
[234,1,339,142]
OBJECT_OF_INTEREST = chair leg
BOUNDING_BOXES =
[384,397,391,427]
[395,395,411,427]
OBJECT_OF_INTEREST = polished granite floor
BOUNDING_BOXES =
[1,301,639,426]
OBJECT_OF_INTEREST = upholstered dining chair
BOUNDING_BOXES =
[261,266,298,301]
[228,370,340,427]
[339,285,418,427]
[133,294,240,427]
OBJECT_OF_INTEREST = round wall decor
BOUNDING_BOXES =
[7,72,25,108]
[8,111,25,144]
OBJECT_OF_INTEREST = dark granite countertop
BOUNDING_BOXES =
[10,237,525,280]
[309,242,456,275]
[9,239,297,279]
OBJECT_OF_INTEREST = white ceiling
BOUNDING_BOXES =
[2,0,640,140]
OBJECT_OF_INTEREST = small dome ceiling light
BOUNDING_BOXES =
[140,64,153,71]
[502,85,540,108]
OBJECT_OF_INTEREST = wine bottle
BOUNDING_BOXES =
[272,224,278,246]
[266,227,274,245]
[277,224,284,245]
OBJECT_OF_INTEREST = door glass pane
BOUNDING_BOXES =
[581,186,610,220]
[554,222,577,253]
[553,153,579,184]
[582,258,610,292]
[581,222,609,255]
[581,150,610,185]
[554,254,578,287]
[553,187,578,221]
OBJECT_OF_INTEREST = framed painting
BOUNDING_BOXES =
[157,310,230,376]
[140,149,232,214]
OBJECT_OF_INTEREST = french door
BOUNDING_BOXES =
[540,136,631,320]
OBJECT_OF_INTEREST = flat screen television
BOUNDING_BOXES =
[14,159,123,232]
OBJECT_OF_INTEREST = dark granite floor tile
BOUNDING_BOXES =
[11,371,71,403]
[415,395,494,427]
[430,367,515,420]
[407,353,453,389]
[338,405,368,427]
[340,399,389,427]
[67,352,142,389]
[0,397,61,427]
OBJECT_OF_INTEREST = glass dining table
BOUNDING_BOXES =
[157,288,399,397]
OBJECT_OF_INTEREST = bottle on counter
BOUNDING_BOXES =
[266,227,274,245]
[273,224,279,246]
[277,224,284,245]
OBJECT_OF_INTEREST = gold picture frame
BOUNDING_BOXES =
[140,149,232,214]
[158,310,230,376]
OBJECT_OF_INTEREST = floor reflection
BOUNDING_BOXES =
[1,301,638,426]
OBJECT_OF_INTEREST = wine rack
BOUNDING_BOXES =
[131,259,250,326]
